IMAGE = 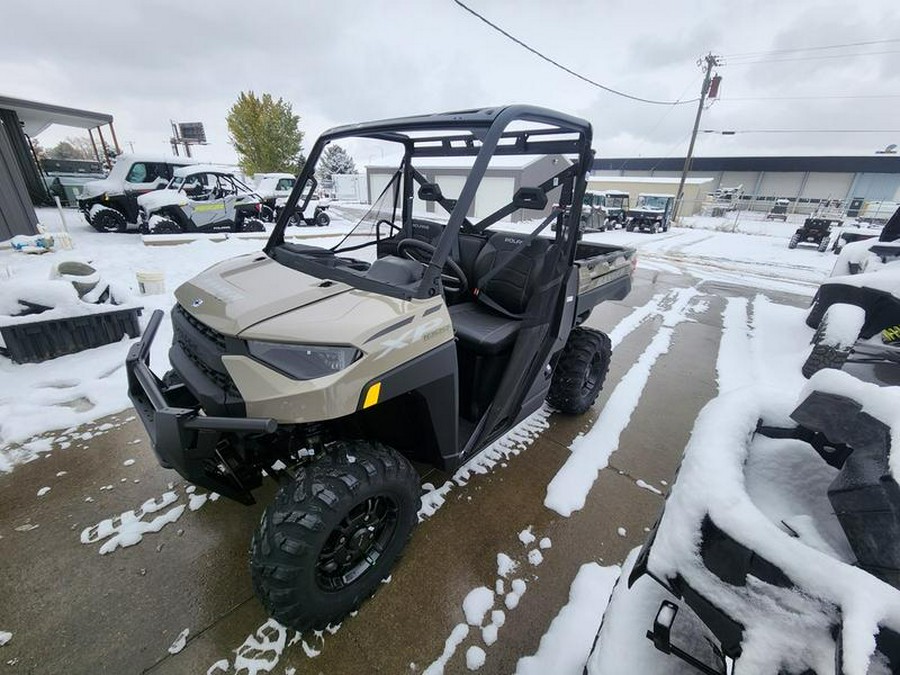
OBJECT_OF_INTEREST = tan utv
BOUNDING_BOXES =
[127,105,636,631]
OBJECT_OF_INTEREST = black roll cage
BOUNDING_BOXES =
[264,105,594,300]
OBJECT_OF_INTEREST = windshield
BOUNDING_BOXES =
[265,109,591,301]
[636,195,669,210]
[606,195,626,208]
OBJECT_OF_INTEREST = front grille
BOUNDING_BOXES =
[172,304,239,397]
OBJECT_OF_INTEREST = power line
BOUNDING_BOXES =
[451,0,699,106]
[723,37,900,58]
[702,129,900,135]
[719,94,900,101]
[724,49,900,65]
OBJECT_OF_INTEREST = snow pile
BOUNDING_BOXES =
[167,628,189,654]
[647,385,900,674]
[0,631,11,647]
[817,303,866,348]
[465,645,486,671]
[516,562,620,675]
[462,587,494,626]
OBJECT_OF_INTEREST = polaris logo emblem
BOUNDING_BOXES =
[191,298,204,308]
[504,237,524,245]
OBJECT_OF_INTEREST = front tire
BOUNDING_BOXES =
[91,208,127,233]
[250,441,420,631]
[547,327,612,414]
[788,233,800,249]
[817,237,830,253]
[315,210,331,227]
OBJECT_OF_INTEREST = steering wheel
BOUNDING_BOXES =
[397,238,468,294]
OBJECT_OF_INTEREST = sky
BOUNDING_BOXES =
[1,0,899,167]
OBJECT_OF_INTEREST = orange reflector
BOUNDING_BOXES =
[363,382,381,409]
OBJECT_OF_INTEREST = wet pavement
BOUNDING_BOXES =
[0,267,811,674]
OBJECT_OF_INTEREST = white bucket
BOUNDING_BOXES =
[136,270,166,295]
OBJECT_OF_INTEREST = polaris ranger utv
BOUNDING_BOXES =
[137,165,266,235]
[126,105,635,631]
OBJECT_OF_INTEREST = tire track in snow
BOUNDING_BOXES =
[544,287,704,517]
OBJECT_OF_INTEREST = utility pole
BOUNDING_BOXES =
[673,52,721,222]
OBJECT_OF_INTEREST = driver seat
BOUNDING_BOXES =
[449,233,549,355]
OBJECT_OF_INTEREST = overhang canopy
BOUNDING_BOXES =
[0,94,113,136]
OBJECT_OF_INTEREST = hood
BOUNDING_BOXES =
[138,189,187,213]
[630,207,664,216]
[79,177,122,199]
[175,254,352,335]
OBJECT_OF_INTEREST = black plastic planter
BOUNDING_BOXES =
[0,306,143,364]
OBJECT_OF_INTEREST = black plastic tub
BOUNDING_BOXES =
[0,306,143,364]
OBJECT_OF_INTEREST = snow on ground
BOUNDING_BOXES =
[545,287,705,516]
[516,562,620,675]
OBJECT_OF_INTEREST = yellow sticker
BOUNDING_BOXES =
[363,382,381,409]
[193,203,225,213]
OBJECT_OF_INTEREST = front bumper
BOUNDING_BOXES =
[126,309,277,503]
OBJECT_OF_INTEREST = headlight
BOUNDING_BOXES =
[248,341,361,380]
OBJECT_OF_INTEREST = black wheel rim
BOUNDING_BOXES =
[315,495,399,592]
[582,352,603,395]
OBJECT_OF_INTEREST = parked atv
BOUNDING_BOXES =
[588,379,900,674]
[765,198,790,221]
[77,154,194,232]
[626,194,674,233]
[788,217,841,251]
[274,190,331,227]
[253,172,296,221]
[137,165,266,235]
[126,105,636,631]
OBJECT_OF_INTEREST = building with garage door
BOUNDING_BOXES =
[366,155,570,223]
[593,155,900,217]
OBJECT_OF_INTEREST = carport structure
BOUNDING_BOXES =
[0,94,117,239]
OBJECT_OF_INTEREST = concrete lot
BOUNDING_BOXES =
[0,267,809,674]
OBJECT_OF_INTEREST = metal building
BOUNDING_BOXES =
[0,95,117,241]
[593,155,900,216]
[366,155,570,223]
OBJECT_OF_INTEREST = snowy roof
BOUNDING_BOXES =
[173,164,242,178]
[588,176,713,186]
[0,94,113,136]
[113,153,198,166]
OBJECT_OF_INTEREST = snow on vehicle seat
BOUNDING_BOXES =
[647,382,900,674]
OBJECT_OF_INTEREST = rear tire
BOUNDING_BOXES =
[250,441,420,631]
[803,344,850,378]
[315,210,331,227]
[547,327,612,414]
[91,208,127,233]
[241,218,265,233]
[802,303,865,378]
[788,233,800,249]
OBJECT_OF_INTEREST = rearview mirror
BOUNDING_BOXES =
[418,183,444,201]
[512,187,548,210]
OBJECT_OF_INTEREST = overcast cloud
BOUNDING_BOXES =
[1,0,898,165]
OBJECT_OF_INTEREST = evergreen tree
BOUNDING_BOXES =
[226,91,304,174]
[316,144,357,183]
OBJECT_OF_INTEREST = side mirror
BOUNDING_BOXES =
[418,182,444,201]
[512,187,548,210]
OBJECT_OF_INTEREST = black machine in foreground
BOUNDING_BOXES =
[588,377,900,674]
[126,106,635,630]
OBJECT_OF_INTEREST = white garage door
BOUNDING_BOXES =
[758,172,804,198]
[475,176,515,221]
[368,173,394,205]
[431,174,467,218]
[800,173,854,200]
